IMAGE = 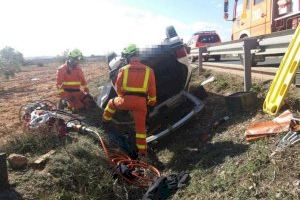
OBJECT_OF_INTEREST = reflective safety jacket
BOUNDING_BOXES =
[115,59,157,106]
[56,63,89,94]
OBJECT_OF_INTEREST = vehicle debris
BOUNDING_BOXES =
[245,110,293,141]
[19,101,161,188]
[226,91,257,113]
[275,130,300,152]
[201,76,215,86]
[32,150,56,169]
[275,118,300,152]
[98,26,204,144]
[213,116,230,128]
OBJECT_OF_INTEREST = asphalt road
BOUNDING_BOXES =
[191,56,284,80]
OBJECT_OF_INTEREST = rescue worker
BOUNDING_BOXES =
[56,49,89,111]
[102,44,157,158]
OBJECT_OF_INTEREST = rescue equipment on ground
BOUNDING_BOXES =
[19,101,160,188]
[263,24,300,115]
[275,118,300,152]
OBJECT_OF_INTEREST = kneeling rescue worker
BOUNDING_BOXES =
[103,44,157,159]
[56,49,90,111]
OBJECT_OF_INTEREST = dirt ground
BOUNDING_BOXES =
[0,62,107,146]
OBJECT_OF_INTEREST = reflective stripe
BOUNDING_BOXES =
[105,106,116,114]
[122,65,150,93]
[62,81,81,86]
[136,133,146,139]
[148,96,157,101]
[137,144,146,150]
[103,115,112,121]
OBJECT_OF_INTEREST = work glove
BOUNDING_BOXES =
[147,100,156,107]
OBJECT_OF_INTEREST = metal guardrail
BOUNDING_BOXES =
[254,29,295,55]
[296,70,300,86]
[189,29,296,91]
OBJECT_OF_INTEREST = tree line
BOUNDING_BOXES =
[0,46,24,79]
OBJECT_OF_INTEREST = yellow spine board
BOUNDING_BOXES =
[263,25,300,115]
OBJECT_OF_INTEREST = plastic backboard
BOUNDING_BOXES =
[263,24,300,115]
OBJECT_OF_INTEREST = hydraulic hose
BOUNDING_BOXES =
[72,124,161,188]
[19,100,160,188]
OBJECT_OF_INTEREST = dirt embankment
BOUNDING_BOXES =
[0,62,107,145]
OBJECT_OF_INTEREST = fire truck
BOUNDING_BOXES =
[224,0,300,40]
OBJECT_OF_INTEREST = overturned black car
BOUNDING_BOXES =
[97,26,204,143]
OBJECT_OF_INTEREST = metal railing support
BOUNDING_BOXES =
[198,47,206,75]
[242,39,258,91]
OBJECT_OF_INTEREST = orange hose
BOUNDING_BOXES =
[97,133,160,188]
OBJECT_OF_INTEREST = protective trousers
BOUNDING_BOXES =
[60,91,86,110]
[103,95,147,155]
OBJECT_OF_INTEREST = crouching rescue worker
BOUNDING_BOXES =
[102,44,157,159]
[56,49,90,111]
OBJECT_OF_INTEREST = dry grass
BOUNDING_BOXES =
[1,66,300,199]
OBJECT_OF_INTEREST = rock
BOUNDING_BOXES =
[275,192,281,198]
[293,180,300,187]
[8,154,28,169]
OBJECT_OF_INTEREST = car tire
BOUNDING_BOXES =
[214,55,221,62]
[251,55,260,66]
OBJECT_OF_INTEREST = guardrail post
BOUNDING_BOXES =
[198,47,206,75]
[242,39,257,91]
[0,153,9,190]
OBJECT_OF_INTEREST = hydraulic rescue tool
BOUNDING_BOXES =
[19,100,160,188]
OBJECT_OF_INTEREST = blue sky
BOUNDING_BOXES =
[121,0,226,24]
[0,0,232,57]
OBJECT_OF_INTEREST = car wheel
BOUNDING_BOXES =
[214,55,221,61]
[251,59,257,67]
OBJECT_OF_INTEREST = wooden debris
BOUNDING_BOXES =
[32,150,55,168]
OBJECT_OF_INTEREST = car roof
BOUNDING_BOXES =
[193,31,219,36]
